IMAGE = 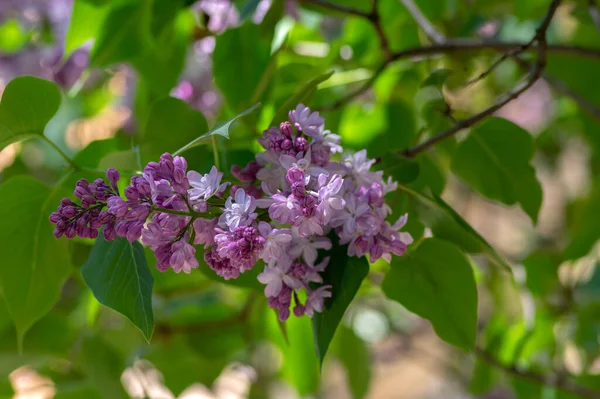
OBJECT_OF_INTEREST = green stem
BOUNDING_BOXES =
[152,206,207,218]
[211,135,221,170]
[41,136,79,170]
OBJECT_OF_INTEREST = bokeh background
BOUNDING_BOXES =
[1,0,600,398]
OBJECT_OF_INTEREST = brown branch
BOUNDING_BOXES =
[300,0,370,18]
[513,55,600,122]
[389,40,600,62]
[369,0,391,60]
[475,347,600,399]
[398,0,445,44]
[401,0,561,157]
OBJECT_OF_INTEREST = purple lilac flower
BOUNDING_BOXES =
[187,166,228,201]
[289,104,324,137]
[50,103,413,322]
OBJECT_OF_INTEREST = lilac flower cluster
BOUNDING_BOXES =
[50,104,412,322]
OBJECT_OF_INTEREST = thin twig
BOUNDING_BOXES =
[590,0,600,30]
[369,0,391,60]
[461,43,532,89]
[389,40,600,62]
[300,0,370,18]
[401,0,561,157]
[475,347,600,398]
[41,136,79,170]
[513,55,600,122]
[398,0,445,44]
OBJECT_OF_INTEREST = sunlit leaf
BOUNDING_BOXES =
[0,177,72,345]
[0,77,61,152]
[451,117,543,222]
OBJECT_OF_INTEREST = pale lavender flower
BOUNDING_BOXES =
[268,193,301,224]
[289,235,332,266]
[293,214,323,237]
[258,222,292,263]
[344,150,383,188]
[257,262,302,297]
[279,149,328,179]
[316,174,345,224]
[193,217,218,248]
[219,189,258,230]
[170,241,199,274]
[331,193,371,235]
[288,104,324,137]
[141,223,175,250]
[187,166,228,201]
[304,285,332,317]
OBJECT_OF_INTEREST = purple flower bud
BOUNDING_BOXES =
[89,229,99,239]
[293,303,305,317]
[66,226,77,239]
[126,204,150,221]
[286,166,305,185]
[76,179,89,188]
[291,181,306,198]
[278,307,290,321]
[124,186,140,201]
[294,137,309,152]
[103,223,117,241]
[280,121,293,138]
[107,168,120,189]
[74,186,88,199]
[53,228,64,238]
[61,198,75,206]
[281,139,292,150]
[49,212,62,223]
[107,197,128,218]
[61,206,76,218]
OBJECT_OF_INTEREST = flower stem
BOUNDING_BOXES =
[211,135,221,170]
[152,206,207,218]
[41,136,79,171]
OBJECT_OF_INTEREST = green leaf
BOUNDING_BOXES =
[284,315,320,395]
[64,0,109,56]
[0,176,72,344]
[382,238,478,350]
[451,117,543,222]
[377,153,420,184]
[81,235,154,340]
[312,240,369,365]
[240,0,262,20]
[522,252,560,298]
[213,24,271,109]
[407,153,445,195]
[142,97,208,163]
[173,103,261,156]
[98,150,139,172]
[270,71,334,127]
[397,184,510,272]
[332,325,371,399]
[0,76,61,151]
[77,335,128,399]
[90,0,152,67]
[421,68,452,89]
[564,180,600,260]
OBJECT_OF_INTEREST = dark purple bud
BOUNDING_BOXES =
[103,224,117,241]
[76,179,89,188]
[126,221,144,242]
[74,186,88,199]
[125,204,150,221]
[174,156,187,171]
[124,186,140,201]
[286,166,305,185]
[61,198,74,207]
[278,308,290,322]
[107,168,120,188]
[291,181,306,198]
[293,304,305,317]
[49,212,62,223]
[66,226,77,239]
[89,229,99,239]
[107,197,128,218]
[303,194,317,209]
[53,228,64,238]
[280,121,293,138]
[294,137,309,152]
[281,139,292,150]
[61,206,76,218]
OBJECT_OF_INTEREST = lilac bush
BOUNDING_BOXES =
[49,104,413,321]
